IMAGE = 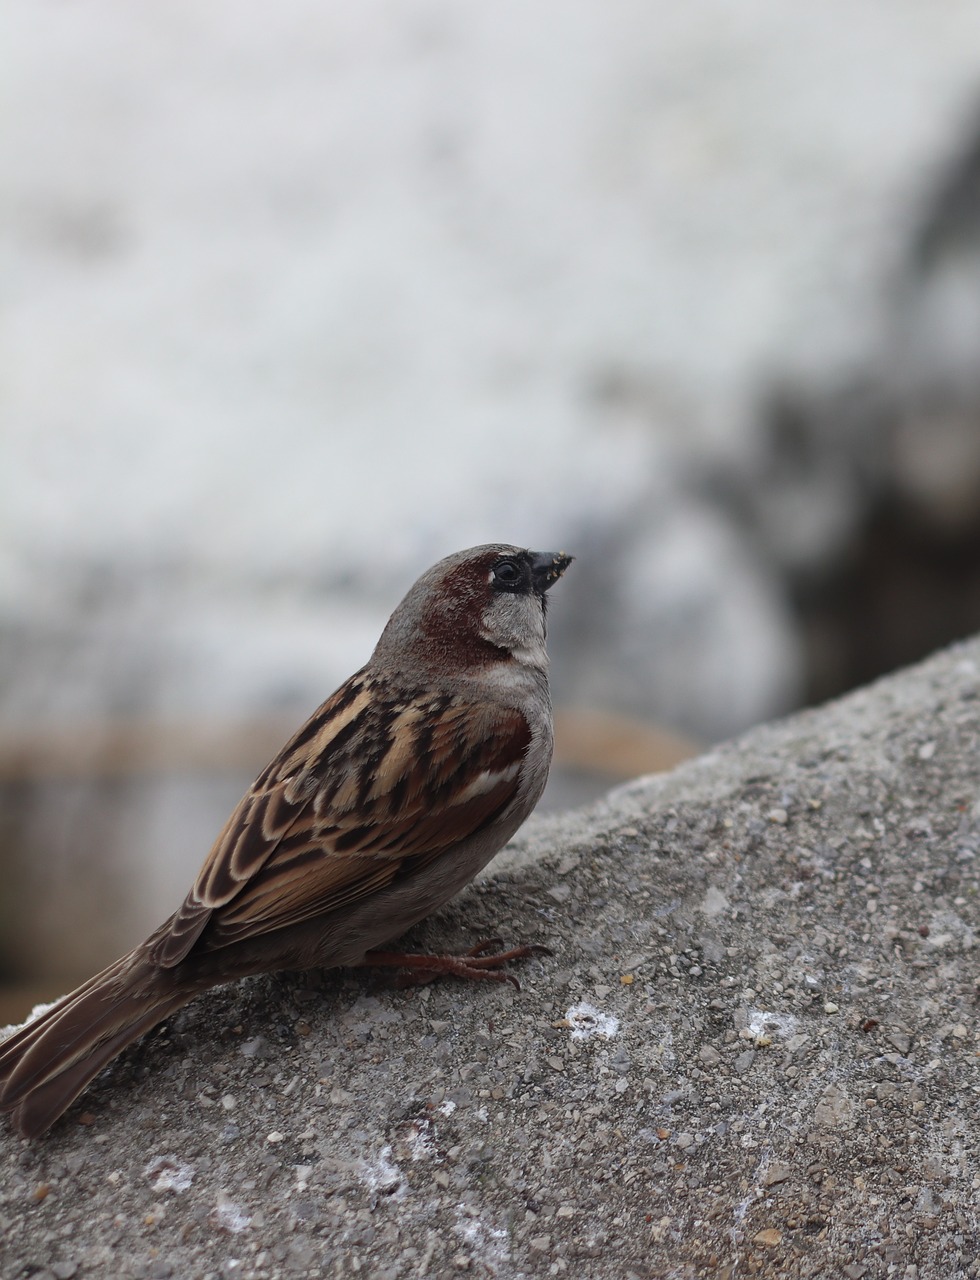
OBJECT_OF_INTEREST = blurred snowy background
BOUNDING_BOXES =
[6,0,980,995]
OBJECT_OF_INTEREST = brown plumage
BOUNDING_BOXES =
[0,544,571,1138]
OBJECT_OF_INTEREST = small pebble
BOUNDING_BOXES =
[753,1228,782,1247]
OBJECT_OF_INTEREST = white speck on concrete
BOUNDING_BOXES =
[454,1206,511,1271]
[700,885,730,917]
[566,1002,620,1041]
[143,1155,194,1193]
[214,1196,251,1234]
[359,1145,404,1197]
[405,1120,438,1162]
[745,1008,799,1040]
[2,1001,60,1041]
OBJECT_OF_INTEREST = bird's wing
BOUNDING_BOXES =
[152,671,531,966]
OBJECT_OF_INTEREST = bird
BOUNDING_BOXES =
[0,544,572,1138]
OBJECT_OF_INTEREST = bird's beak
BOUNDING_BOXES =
[529,551,574,594]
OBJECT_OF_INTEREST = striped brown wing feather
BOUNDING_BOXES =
[153,672,530,964]
[151,672,375,966]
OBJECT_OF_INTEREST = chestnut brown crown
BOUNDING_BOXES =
[372,544,573,672]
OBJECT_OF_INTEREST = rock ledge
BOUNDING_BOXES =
[3,639,980,1279]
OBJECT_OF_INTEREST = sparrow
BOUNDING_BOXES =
[0,544,572,1138]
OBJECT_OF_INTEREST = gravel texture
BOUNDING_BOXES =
[3,639,980,1278]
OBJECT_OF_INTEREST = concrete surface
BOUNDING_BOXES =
[3,636,980,1278]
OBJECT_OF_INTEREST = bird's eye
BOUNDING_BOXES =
[492,558,525,590]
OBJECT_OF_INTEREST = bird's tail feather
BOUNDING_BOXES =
[0,952,192,1138]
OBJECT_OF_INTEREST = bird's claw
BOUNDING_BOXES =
[361,939,552,991]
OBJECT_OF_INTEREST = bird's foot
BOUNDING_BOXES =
[361,938,552,991]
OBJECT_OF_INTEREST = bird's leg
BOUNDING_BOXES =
[360,939,552,990]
